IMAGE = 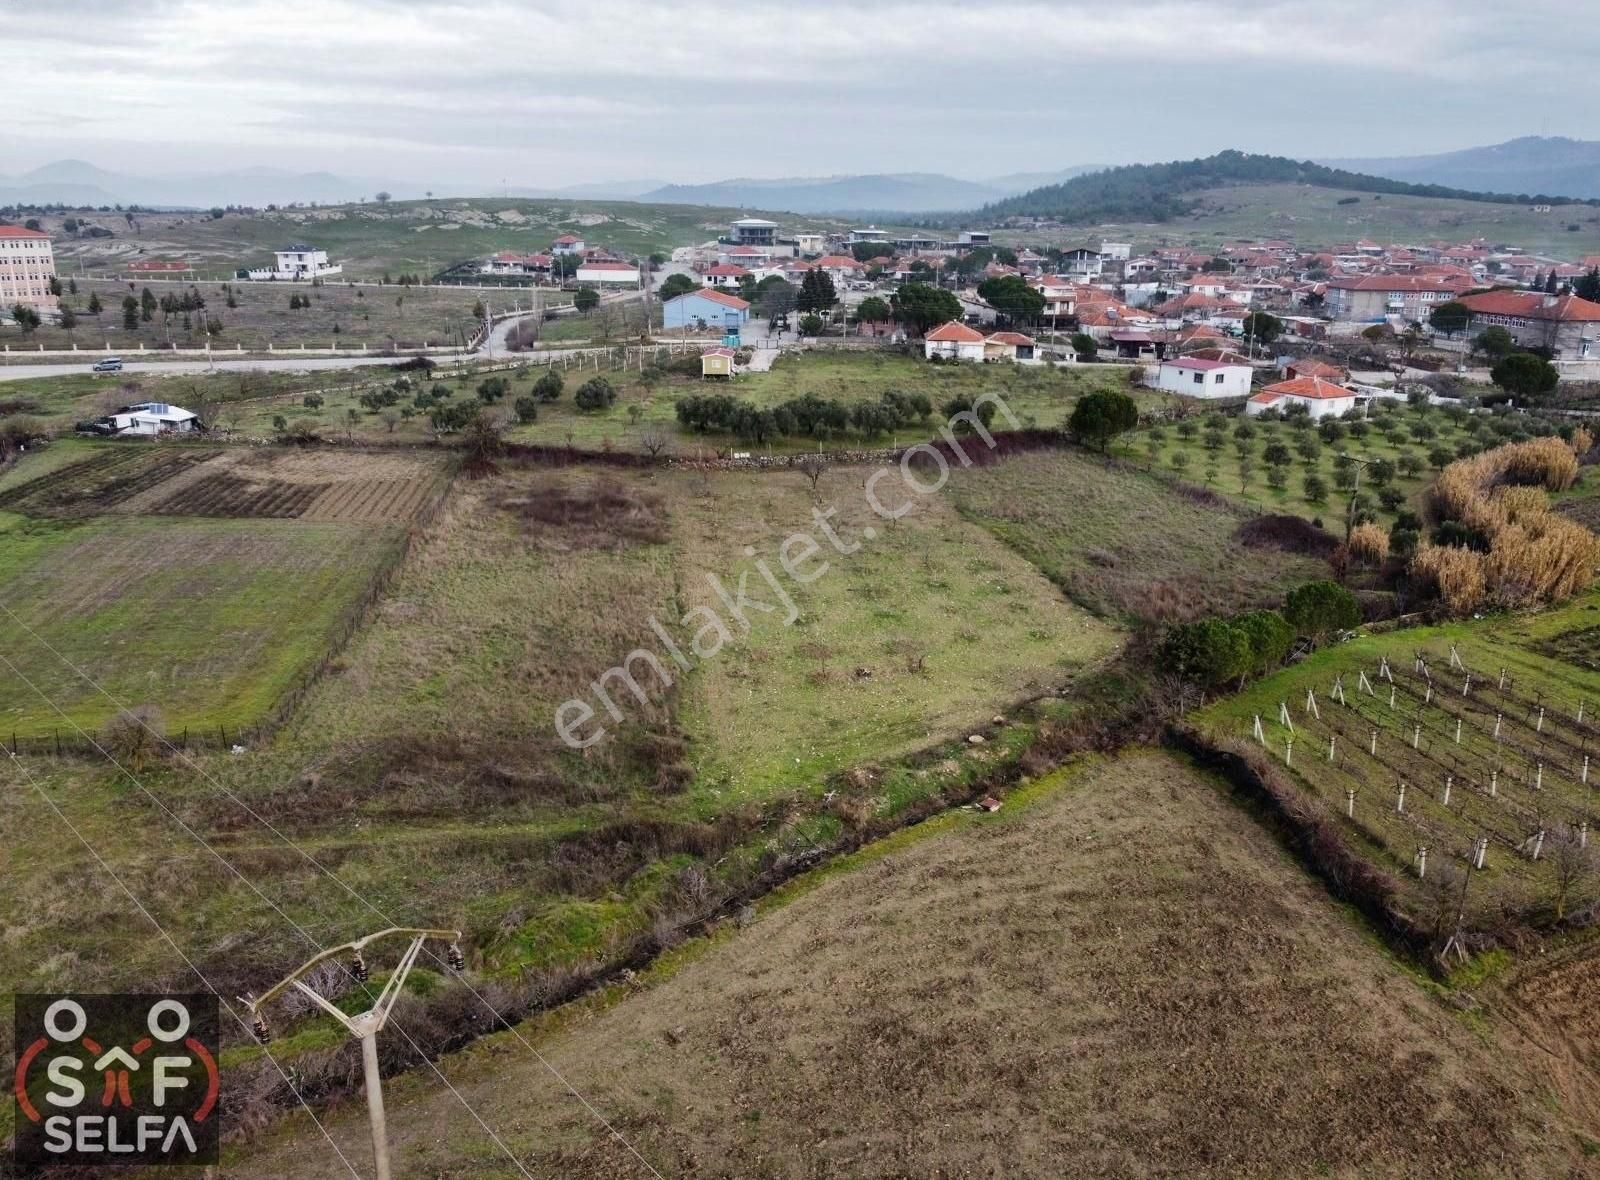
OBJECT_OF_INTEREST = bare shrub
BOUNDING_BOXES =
[1233,513,1340,557]
[493,474,668,549]
[103,705,164,771]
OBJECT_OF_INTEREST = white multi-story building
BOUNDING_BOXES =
[247,244,343,281]
[0,225,57,311]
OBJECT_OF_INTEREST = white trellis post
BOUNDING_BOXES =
[1474,836,1488,870]
[1582,822,1590,850]
[1442,775,1452,807]
[1455,718,1462,744]
[1332,677,1346,706]
[1389,685,1397,709]
[1536,707,1545,733]
[1412,722,1421,750]
[1305,688,1320,719]
[1370,728,1378,756]
[1449,643,1463,670]
[1358,670,1374,696]
[1379,655,1392,682]
[1279,701,1294,732]
[1578,700,1586,725]
[1531,830,1546,861]
[1494,714,1502,740]
[1490,768,1498,796]
[1345,787,1356,818]
[1462,674,1471,696]
[1396,782,1407,813]
[1328,734,1337,762]
[1425,684,1433,705]
[1415,846,1428,879]
[1497,666,1506,690]
[1583,754,1590,785]
[1535,763,1543,791]
[1285,737,1293,765]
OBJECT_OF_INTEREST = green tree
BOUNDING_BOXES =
[797,269,837,317]
[1232,609,1294,676]
[755,276,797,321]
[573,285,600,314]
[514,395,538,423]
[889,282,960,335]
[1284,579,1361,646]
[658,273,700,302]
[1576,267,1600,303]
[1428,300,1472,334]
[1303,472,1328,502]
[122,295,139,331]
[1068,389,1139,453]
[140,287,157,322]
[574,376,616,411]
[57,305,77,334]
[87,291,102,315]
[533,370,564,402]
[1160,618,1252,687]
[1070,331,1098,359]
[10,305,40,336]
[798,313,825,336]
[856,295,891,324]
[1241,311,1282,347]
[976,274,1045,324]
[1490,352,1559,400]
[1474,325,1515,362]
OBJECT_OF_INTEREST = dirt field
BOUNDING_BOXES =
[0,441,447,522]
[229,751,1585,1178]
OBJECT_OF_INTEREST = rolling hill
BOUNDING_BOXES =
[979,149,1600,225]
[639,172,1009,215]
[1326,137,1600,201]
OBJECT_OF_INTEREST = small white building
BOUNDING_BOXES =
[1156,356,1253,399]
[573,260,640,286]
[552,234,586,255]
[247,244,342,281]
[1246,376,1357,420]
[923,320,987,361]
[108,402,199,436]
[848,226,889,245]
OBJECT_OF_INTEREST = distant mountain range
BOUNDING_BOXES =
[635,168,1102,215]
[0,160,1103,216]
[1322,137,1600,201]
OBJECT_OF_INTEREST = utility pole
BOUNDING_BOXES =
[243,927,463,1180]
[1340,451,1372,541]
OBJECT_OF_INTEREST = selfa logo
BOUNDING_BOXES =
[12,994,220,1166]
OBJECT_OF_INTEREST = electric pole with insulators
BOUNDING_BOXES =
[242,927,464,1180]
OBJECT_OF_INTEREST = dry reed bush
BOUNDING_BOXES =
[1414,437,1600,614]
[1347,522,1390,566]
[1574,425,1595,458]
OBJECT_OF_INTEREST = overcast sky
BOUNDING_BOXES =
[5,0,1596,188]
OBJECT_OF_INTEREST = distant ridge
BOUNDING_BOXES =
[977,149,1600,224]
[1322,137,1600,202]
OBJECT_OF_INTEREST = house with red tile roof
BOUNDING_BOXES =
[1247,376,1357,419]
[552,233,585,254]
[574,258,640,285]
[923,320,987,361]
[702,262,750,288]
[1283,357,1349,383]
[983,331,1036,361]
[1457,290,1600,358]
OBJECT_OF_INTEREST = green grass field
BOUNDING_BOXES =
[669,466,1120,799]
[950,447,1328,623]
[0,512,403,738]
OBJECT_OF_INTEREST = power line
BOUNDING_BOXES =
[4,745,365,1180]
[0,604,667,1178]
[0,649,538,1180]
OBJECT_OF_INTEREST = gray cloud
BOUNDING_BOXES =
[4,0,1596,185]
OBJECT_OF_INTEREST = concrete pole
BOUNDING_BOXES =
[361,1033,391,1180]
[1490,769,1498,796]
[1397,782,1407,813]
[1443,775,1452,806]
[1494,714,1502,740]
[1537,707,1545,733]
[1416,846,1428,879]
[1328,734,1337,762]
[1535,762,1543,791]
[1345,788,1356,817]
[1455,718,1462,744]
[1370,729,1378,756]
[1583,754,1589,785]
[1412,722,1421,749]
